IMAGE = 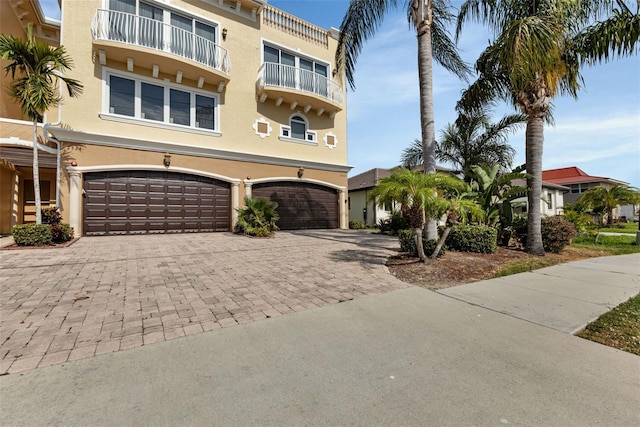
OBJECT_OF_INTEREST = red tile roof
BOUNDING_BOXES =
[542,166,612,185]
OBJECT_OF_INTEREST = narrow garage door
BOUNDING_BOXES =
[83,171,230,235]
[252,181,338,230]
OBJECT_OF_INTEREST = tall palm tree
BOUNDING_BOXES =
[456,0,640,255]
[578,184,640,226]
[0,24,82,224]
[401,106,526,180]
[336,0,470,239]
[368,169,463,261]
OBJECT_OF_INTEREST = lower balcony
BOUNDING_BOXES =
[256,63,343,118]
[91,9,230,91]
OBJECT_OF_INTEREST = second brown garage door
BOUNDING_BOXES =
[252,181,338,230]
[83,171,230,235]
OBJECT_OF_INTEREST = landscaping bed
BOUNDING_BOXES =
[386,246,606,290]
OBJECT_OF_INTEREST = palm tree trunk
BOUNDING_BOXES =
[607,208,614,226]
[525,116,544,255]
[415,227,427,262]
[32,119,42,224]
[416,4,437,240]
[430,225,451,259]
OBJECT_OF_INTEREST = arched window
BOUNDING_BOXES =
[290,115,307,139]
[281,114,316,142]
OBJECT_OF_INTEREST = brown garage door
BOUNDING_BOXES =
[252,181,338,230]
[83,171,230,235]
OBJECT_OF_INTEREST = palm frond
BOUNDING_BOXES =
[336,0,401,89]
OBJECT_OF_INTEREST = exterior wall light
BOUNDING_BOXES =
[222,28,228,41]
[297,167,304,178]
[163,154,171,167]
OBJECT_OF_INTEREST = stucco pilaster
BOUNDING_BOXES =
[231,182,240,227]
[68,170,82,235]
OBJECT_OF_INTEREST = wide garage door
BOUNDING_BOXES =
[252,181,338,230]
[83,171,230,235]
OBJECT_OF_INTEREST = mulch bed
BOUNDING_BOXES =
[0,238,80,250]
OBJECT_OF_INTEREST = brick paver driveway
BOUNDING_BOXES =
[0,230,408,374]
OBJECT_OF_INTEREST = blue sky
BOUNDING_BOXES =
[40,0,639,186]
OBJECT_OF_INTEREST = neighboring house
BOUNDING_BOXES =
[0,0,62,234]
[511,179,569,217]
[348,168,394,227]
[1,0,350,236]
[542,166,630,220]
[348,166,454,227]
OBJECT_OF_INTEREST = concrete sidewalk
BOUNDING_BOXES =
[1,286,638,426]
[438,253,640,333]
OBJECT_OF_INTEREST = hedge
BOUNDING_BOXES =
[12,224,53,246]
[446,225,497,254]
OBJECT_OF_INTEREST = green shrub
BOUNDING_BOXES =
[398,229,445,258]
[235,197,279,237]
[423,239,445,258]
[41,207,62,226]
[349,219,365,230]
[12,224,53,246]
[398,229,415,253]
[51,223,74,243]
[446,225,498,254]
[541,216,577,253]
[563,210,595,234]
[512,216,577,253]
[389,210,409,235]
[512,217,528,247]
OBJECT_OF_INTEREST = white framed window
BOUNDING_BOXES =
[546,192,553,209]
[280,114,316,143]
[570,183,591,193]
[104,69,218,132]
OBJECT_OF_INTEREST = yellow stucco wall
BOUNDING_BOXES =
[58,0,347,168]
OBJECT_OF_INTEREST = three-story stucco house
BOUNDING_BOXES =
[1,0,350,236]
[1,0,62,235]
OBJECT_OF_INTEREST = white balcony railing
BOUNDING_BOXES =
[262,5,329,48]
[258,63,343,106]
[91,9,230,74]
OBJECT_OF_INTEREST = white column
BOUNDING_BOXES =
[68,170,82,236]
[231,182,240,228]
[339,188,347,229]
[11,172,20,227]
[243,180,252,199]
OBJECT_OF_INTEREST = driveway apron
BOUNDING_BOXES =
[0,231,408,374]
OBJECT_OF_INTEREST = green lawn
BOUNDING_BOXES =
[598,222,638,234]
[577,295,640,356]
[573,234,640,255]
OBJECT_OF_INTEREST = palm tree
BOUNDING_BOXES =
[368,169,463,262]
[430,192,484,259]
[0,24,82,224]
[401,106,526,180]
[577,184,640,226]
[456,0,640,255]
[336,0,470,240]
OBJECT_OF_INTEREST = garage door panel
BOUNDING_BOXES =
[148,195,166,205]
[107,182,128,192]
[83,171,230,236]
[166,196,184,206]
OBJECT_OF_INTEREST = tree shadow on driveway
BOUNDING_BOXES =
[327,248,391,266]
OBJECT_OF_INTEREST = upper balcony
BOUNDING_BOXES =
[91,9,230,91]
[256,63,343,118]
